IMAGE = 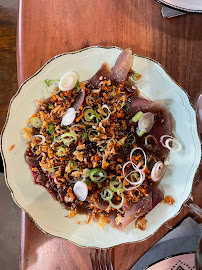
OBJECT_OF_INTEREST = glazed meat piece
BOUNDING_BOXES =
[110,187,163,231]
[110,48,133,83]
[88,62,111,88]
[128,97,173,160]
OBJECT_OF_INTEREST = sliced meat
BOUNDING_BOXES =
[110,187,163,231]
[110,48,133,83]
[128,97,173,160]
[87,195,109,211]
[73,88,85,110]
[35,173,48,186]
[87,62,111,88]
[58,188,67,202]
[25,148,40,167]
[128,97,163,114]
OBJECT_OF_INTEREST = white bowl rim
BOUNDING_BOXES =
[154,0,202,13]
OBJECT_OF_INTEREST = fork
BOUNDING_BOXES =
[89,249,114,270]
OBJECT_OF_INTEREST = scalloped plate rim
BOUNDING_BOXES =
[0,46,201,248]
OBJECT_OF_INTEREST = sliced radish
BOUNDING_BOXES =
[59,71,79,91]
[73,181,88,201]
[151,161,165,182]
[61,107,76,126]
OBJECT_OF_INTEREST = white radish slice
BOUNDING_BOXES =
[59,71,79,91]
[73,181,88,201]
[61,107,76,126]
[32,135,46,145]
[138,112,154,133]
[151,161,165,182]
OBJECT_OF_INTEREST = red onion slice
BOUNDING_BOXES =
[151,161,165,182]
[160,135,182,152]
[130,147,147,171]
[32,135,46,145]
[122,161,145,191]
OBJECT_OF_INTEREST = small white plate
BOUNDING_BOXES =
[155,0,202,12]
[1,46,201,248]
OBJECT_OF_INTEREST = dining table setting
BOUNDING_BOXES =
[1,0,202,269]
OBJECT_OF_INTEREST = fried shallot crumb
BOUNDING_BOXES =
[9,144,15,151]
[97,215,110,229]
[135,217,147,231]
[85,214,92,224]
[161,196,175,205]
[69,210,76,218]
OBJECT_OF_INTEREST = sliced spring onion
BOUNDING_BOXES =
[101,188,113,201]
[31,117,42,128]
[136,127,146,137]
[61,107,76,126]
[132,111,144,123]
[138,112,154,133]
[48,124,55,134]
[44,79,59,87]
[73,181,88,201]
[74,80,80,92]
[84,178,91,186]
[89,168,107,183]
[68,160,74,168]
[110,180,122,192]
[160,135,182,152]
[125,133,136,146]
[94,108,102,120]
[82,132,87,140]
[151,161,165,182]
[32,135,45,145]
[132,72,141,81]
[62,131,77,145]
[84,109,96,121]
[97,145,106,157]
[56,147,66,157]
[56,131,77,145]
[108,192,124,209]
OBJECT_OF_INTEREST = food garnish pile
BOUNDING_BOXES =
[23,49,182,231]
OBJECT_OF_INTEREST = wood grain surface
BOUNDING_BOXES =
[0,7,17,132]
[16,0,202,269]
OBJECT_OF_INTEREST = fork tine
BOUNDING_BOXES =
[94,250,102,270]
[89,251,97,270]
[99,249,108,270]
[106,250,114,270]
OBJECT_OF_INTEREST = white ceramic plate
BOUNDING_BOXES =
[155,0,202,12]
[1,46,201,248]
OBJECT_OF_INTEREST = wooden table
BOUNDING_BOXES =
[17,0,202,269]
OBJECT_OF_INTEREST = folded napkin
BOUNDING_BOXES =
[131,217,202,270]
